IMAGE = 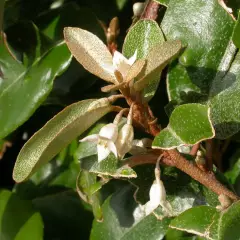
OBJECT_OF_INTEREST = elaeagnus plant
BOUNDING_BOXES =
[8,0,240,239]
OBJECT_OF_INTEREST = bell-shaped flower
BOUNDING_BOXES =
[144,156,172,216]
[64,27,146,85]
[115,104,134,159]
[80,123,118,162]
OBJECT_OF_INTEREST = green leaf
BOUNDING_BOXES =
[123,19,165,59]
[0,189,43,240]
[153,0,169,6]
[81,154,137,178]
[169,206,220,240]
[0,39,72,139]
[162,0,235,101]
[13,98,112,183]
[209,51,240,139]
[6,21,53,66]
[77,170,103,221]
[218,201,240,240]
[122,19,165,101]
[232,11,240,48]
[90,184,171,240]
[152,104,215,149]
[36,3,105,42]
[33,191,93,240]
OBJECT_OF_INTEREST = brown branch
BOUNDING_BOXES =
[118,0,239,202]
[140,0,160,20]
[190,143,200,156]
[124,150,239,201]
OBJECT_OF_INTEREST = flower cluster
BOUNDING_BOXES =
[80,105,134,162]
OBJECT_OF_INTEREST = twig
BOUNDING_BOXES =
[206,139,213,171]
[190,143,200,156]
[140,0,160,20]
[124,150,239,201]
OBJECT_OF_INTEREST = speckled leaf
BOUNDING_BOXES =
[123,19,165,101]
[0,189,44,240]
[134,40,183,91]
[209,51,240,139]
[13,98,112,183]
[218,201,240,240]
[64,27,116,83]
[152,104,215,149]
[81,154,137,178]
[233,11,240,48]
[90,184,171,240]
[162,0,236,102]
[0,39,72,139]
[153,0,169,6]
[169,206,220,240]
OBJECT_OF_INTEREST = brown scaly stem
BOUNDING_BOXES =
[120,0,239,201]
[140,0,160,20]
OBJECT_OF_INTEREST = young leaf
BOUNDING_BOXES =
[64,27,116,83]
[169,206,220,240]
[122,19,165,101]
[0,39,72,139]
[0,189,44,240]
[152,104,215,149]
[13,98,112,183]
[134,40,182,91]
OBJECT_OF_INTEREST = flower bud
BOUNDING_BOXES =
[115,124,134,159]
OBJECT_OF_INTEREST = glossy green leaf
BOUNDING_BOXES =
[81,154,137,178]
[36,3,105,41]
[170,206,220,240]
[153,0,169,6]
[123,19,165,59]
[232,11,240,48]
[209,51,240,139]
[162,0,236,101]
[0,189,43,240]
[0,39,72,140]
[123,19,165,101]
[33,191,93,240]
[6,21,52,66]
[218,201,240,240]
[77,170,103,221]
[13,98,112,183]
[90,185,171,240]
[152,104,215,149]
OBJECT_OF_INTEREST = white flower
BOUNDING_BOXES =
[144,156,172,216]
[80,123,118,162]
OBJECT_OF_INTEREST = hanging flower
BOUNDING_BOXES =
[115,104,134,159]
[80,123,118,162]
[144,156,172,216]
